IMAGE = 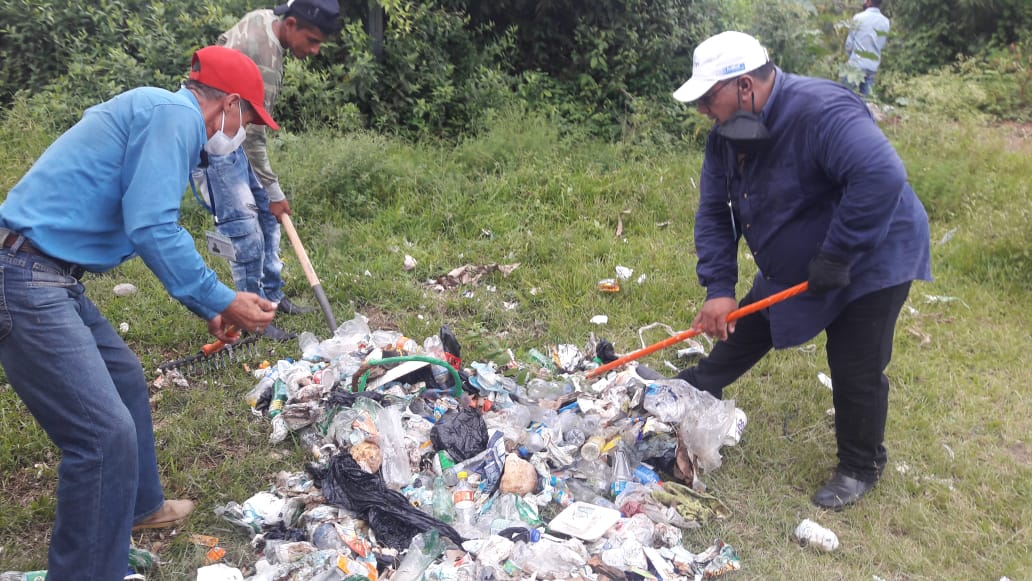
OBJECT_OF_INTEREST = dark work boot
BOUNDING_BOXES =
[812,471,878,510]
[277,297,315,315]
[261,323,297,342]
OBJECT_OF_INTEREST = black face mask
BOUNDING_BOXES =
[716,89,771,155]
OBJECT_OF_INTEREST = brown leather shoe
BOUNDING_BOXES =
[132,499,195,531]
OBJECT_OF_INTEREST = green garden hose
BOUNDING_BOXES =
[356,355,463,398]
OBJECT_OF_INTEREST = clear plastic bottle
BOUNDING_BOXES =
[526,378,565,401]
[564,477,616,509]
[610,442,634,497]
[452,471,476,530]
[432,476,455,524]
[391,532,444,581]
[244,376,275,408]
[580,434,606,461]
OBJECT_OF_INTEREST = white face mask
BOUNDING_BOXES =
[204,105,247,156]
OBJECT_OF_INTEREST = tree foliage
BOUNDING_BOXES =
[890,0,1032,74]
[0,0,1028,139]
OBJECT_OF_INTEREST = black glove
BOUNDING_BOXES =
[808,252,851,295]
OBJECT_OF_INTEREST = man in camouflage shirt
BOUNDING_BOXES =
[193,0,340,339]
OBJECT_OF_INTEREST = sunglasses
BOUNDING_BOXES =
[697,79,734,108]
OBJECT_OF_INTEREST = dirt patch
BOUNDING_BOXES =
[358,304,402,331]
[1000,121,1032,153]
[1006,441,1029,467]
[1,464,56,509]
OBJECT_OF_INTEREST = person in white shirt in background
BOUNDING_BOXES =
[842,0,890,97]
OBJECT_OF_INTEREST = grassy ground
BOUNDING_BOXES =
[0,104,1029,579]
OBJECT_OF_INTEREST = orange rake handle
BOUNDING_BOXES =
[201,325,242,357]
[585,281,809,379]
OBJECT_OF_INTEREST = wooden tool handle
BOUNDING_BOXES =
[280,214,321,287]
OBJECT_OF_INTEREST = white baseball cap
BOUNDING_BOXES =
[673,31,770,103]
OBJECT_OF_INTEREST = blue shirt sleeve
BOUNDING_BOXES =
[694,134,740,300]
[121,102,236,320]
[809,92,908,265]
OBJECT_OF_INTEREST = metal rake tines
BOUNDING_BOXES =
[158,334,262,375]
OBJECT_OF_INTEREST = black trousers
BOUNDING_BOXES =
[678,281,912,482]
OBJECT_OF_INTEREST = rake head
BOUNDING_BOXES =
[158,334,261,375]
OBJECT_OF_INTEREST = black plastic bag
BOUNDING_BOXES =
[596,339,619,364]
[307,454,464,549]
[430,406,488,462]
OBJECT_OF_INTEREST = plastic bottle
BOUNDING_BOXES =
[795,519,839,551]
[268,379,288,417]
[632,463,661,485]
[580,435,606,461]
[244,376,275,408]
[432,476,455,523]
[526,378,565,401]
[443,448,493,487]
[453,471,476,529]
[391,532,444,581]
[564,477,616,509]
[610,442,634,497]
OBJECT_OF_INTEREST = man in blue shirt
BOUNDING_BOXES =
[842,0,891,96]
[672,31,931,510]
[0,46,278,579]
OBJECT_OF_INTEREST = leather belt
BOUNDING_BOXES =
[1,232,86,279]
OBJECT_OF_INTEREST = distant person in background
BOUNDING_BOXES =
[0,46,277,580]
[842,0,890,96]
[192,0,342,341]
[671,31,931,510]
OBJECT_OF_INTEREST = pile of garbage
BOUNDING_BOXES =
[192,313,752,580]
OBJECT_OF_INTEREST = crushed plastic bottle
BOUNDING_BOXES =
[391,532,445,581]
[795,518,839,551]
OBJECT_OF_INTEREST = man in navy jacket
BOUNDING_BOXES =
[672,31,931,510]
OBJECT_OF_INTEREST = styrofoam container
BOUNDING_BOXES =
[547,501,622,541]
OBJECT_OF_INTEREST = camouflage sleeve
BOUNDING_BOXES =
[220,10,287,202]
[243,124,285,202]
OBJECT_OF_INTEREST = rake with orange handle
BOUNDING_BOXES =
[158,325,261,374]
[585,281,809,379]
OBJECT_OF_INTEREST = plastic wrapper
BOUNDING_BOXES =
[600,538,647,571]
[642,379,736,472]
[508,537,588,578]
[280,401,324,432]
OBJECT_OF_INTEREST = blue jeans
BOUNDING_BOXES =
[194,148,284,302]
[0,245,164,580]
[841,69,877,97]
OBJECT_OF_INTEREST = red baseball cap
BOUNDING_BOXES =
[189,46,279,130]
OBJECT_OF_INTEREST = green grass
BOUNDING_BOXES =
[0,102,1029,579]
